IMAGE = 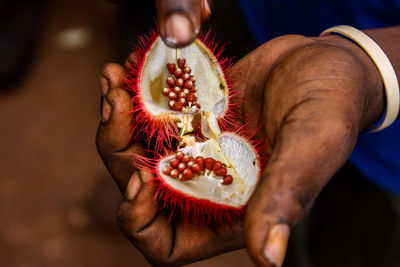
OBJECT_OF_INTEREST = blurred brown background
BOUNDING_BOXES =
[2,1,400,267]
[0,0,255,266]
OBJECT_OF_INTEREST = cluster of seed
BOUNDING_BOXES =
[163,151,233,185]
[162,57,201,112]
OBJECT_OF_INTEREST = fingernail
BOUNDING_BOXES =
[99,76,109,96]
[164,13,193,46]
[125,172,141,200]
[263,224,290,267]
[101,97,112,123]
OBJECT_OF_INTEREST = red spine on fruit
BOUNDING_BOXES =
[125,29,179,153]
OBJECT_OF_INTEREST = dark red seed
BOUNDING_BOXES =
[195,156,204,170]
[162,87,171,96]
[181,73,190,81]
[181,156,190,163]
[177,98,186,106]
[167,77,175,87]
[178,173,184,180]
[189,75,195,82]
[186,92,196,102]
[178,92,186,98]
[170,158,179,168]
[174,68,183,77]
[214,166,227,176]
[191,163,202,175]
[177,58,186,68]
[182,168,194,180]
[222,175,233,185]
[184,66,191,74]
[176,78,184,87]
[176,151,184,160]
[172,86,181,94]
[172,101,183,111]
[184,80,193,89]
[170,169,180,178]
[167,63,176,74]
[193,103,201,110]
[212,161,222,172]
[178,162,186,172]
[168,100,175,109]
[204,158,215,171]
[163,166,173,175]
[183,88,190,94]
[168,91,177,100]
[187,161,194,168]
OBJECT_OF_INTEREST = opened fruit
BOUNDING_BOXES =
[128,29,266,224]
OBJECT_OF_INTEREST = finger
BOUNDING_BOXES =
[96,63,140,191]
[156,0,211,47]
[117,170,174,260]
[119,170,159,231]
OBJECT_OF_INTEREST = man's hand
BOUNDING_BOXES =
[96,56,244,267]
[235,35,384,266]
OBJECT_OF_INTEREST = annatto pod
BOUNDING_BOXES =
[125,29,239,152]
[128,28,266,224]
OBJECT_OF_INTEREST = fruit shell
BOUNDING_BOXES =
[125,29,240,153]
[132,129,267,225]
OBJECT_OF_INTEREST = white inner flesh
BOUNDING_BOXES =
[140,37,228,120]
[158,133,259,208]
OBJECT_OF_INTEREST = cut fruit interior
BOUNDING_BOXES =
[141,37,228,118]
[128,29,265,224]
[157,132,260,209]
[137,36,230,138]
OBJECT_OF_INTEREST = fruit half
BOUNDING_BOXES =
[136,130,263,224]
[126,30,238,152]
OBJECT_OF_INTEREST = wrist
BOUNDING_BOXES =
[313,34,385,131]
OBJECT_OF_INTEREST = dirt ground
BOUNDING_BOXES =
[0,0,255,266]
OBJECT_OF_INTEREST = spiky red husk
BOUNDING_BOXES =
[125,29,241,153]
[133,128,266,225]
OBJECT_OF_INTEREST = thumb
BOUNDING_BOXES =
[244,160,314,267]
[245,117,357,266]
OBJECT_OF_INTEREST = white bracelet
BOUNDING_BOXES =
[321,25,399,132]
